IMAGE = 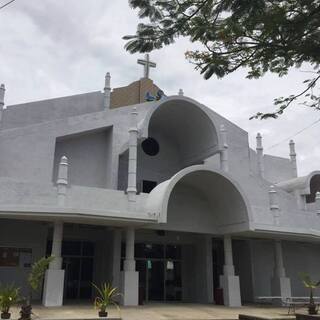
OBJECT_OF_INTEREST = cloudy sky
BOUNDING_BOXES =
[0,0,319,175]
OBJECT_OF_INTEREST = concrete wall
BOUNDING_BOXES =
[2,92,104,130]
[53,128,113,188]
[0,219,47,299]
[250,239,320,299]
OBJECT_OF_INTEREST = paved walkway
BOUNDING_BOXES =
[10,303,297,320]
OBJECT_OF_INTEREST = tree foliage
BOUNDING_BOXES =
[28,256,54,292]
[124,0,320,119]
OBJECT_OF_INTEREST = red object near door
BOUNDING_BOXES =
[214,288,224,305]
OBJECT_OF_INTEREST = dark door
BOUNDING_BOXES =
[148,260,164,300]
[165,260,182,301]
[63,257,81,299]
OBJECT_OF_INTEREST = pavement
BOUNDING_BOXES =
[9,303,298,320]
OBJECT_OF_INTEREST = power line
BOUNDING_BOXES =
[0,0,16,10]
[266,117,320,150]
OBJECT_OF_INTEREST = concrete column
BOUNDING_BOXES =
[271,240,291,302]
[220,235,241,307]
[220,124,229,172]
[111,229,122,290]
[57,156,68,206]
[43,221,65,306]
[256,133,264,178]
[289,140,298,178]
[127,108,138,202]
[316,192,320,214]
[121,227,139,306]
[0,84,5,124]
[269,185,280,225]
[104,72,111,109]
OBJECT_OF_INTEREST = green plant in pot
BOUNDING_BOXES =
[0,283,20,319]
[300,272,320,315]
[92,283,121,318]
[19,256,54,320]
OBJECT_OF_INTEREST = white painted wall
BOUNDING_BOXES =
[53,128,113,188]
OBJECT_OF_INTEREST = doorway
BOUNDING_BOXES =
[132,244,182,303]
[46,240,95,300]
[62,241,95,300]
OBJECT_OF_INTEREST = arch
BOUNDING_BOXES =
[139,96,221,166]
[277,170,320,195]
[306,173,320,203]
[145,165,252,233]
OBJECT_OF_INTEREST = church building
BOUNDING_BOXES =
[0,55,320,307]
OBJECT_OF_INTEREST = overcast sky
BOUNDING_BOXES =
[0,0,319,175]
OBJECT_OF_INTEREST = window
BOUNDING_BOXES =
[142,180,157,193]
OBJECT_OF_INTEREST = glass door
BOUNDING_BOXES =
[165,260,182,301]
[148,260,164,301]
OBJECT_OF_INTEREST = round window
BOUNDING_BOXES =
[141,137,160,156]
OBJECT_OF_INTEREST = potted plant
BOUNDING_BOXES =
[300,273,320,315]
[19,256,54,320]
[0,284,20,319]
[92,283,121,318]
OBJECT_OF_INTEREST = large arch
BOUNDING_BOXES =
[145,165,252,234]
[306,173,320,203]
[276,170,320,198]
[136,96,222,189]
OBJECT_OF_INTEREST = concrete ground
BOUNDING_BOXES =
[9,303,299,320]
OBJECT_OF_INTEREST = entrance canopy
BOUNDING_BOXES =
[145,165,252,234]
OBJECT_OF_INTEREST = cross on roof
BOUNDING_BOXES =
[137,54,156,79]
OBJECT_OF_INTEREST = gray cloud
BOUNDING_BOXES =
[0,0,319,175]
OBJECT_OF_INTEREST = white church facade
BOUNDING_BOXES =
[0,55,320,307]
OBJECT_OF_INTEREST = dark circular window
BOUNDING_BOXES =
[141,137,159,156]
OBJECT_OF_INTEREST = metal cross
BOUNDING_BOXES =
[137,54,156,79]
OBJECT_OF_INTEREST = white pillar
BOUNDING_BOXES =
[220,235,241,307]
[124,227,135,271]
[220,124,229,172]
[0,84,5,124]
[104,72,111,109]
[271,240,291,302]
[256,133,265,178]
[57,156,68,206]
[127,108,138,202]
[269,185,280,225]
[178,88,184,96]
[121,227,139,306]
[43,221,65,307]
[316,192,320,214]
[49,222,63,269]
[289,140,298,178]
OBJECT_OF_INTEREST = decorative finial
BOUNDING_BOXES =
[104,72,111,109]
[316,191,320,215]
[256,133,264,178]
[178,89,184,96]
[219,124,229,172]
[289,139,298,177]
[0,84,5,107]
[137,54,156,79]
[57,156,69,206]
